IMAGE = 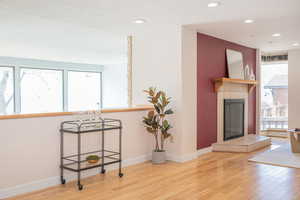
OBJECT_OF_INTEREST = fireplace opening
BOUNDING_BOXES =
[224,99,245,141]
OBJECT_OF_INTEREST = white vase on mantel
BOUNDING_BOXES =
[244,65,250,80]
[249,68,255,80]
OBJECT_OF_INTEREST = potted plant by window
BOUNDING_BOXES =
[142,87,173,164]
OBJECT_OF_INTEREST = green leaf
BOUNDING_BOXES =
[161,93,167,106]
[155,91,161,99]
[154,105,160,114]
[163,133,171,139]
[160,114,165,118]
[148,110,155,118]
[149,88,155,96]
[146,127,156,134]
[152,94,158,103]
[163,120,169,127]
[164,109,174,115]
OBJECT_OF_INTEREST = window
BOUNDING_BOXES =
[260,62,288,130]
[20,68,63,114]
[0,55,130,116]
[0,60,103,115]
[0,67,14,115]
[68,71,101,111]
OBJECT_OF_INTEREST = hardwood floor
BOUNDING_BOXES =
[9,139,300,200]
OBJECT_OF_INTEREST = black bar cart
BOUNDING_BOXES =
[60,118,123,190]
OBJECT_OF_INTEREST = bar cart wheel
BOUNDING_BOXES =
[101,169,106,174]
[78,184,83,190]
[61,178,66,185]
[119,173,124,178]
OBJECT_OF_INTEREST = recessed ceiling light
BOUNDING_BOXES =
[272,33,281,37]
[244,19,254,24]
[208,2,220,7]
[133,19,146,24]
[293,42,299,46]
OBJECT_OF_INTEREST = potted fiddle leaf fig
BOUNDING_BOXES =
[143,87,173,164]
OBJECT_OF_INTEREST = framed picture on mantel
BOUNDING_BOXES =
[226,49,244,80]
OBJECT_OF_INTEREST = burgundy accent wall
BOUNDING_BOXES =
[197,33,257,149]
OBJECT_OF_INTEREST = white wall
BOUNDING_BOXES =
[132,24,198,160]
[288,49,300,128]
[132,24,182,106]
[132,24,183,156]
[256,49,261,134]
[180,27,197,156]
[102,63,128,108]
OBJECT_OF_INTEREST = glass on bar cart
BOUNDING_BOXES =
[96,102,103,121]
[87,110,93,121]
[74,111,85,124]
[73,101,102,125]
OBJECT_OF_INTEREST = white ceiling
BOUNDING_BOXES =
[189,16,300,53]
[0,0,299,64]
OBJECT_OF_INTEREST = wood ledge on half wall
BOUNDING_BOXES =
[213,77,257,93]
[0,105,154,120]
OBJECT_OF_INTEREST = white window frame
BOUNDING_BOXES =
[0,57,103,115]
[0,65,15,114]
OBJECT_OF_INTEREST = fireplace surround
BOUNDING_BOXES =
[212,78,271,152]
[216,81,249,143]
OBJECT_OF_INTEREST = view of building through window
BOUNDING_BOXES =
[260,62,288,130]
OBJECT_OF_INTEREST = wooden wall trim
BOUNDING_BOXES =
[0,106,153,120]
[127,35,133,107]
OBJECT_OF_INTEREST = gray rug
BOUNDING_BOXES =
[249,142,300,168]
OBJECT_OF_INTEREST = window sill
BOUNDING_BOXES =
[0,105,153,120]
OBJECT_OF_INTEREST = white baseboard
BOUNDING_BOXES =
[0,154,151,199]
[197,146,213,157]
[167,146,212,163]
[0,176,60,200]
[122,154,152,167]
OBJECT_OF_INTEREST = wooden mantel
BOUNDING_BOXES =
[213,78,257,93]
